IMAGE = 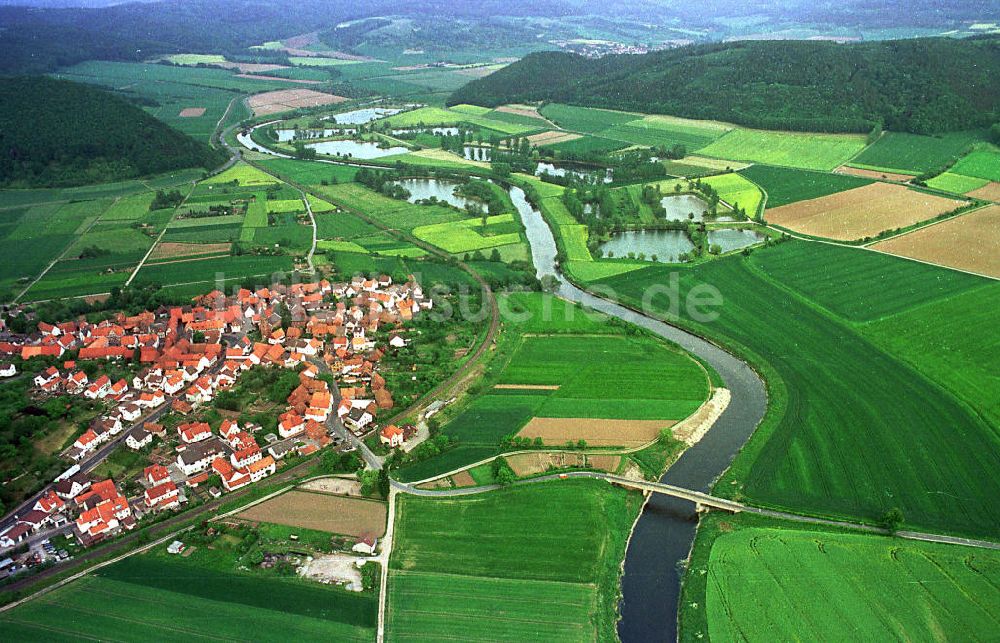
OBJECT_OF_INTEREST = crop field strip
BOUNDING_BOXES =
[850,131,985,174]
[699,520,1000,641]
[0,554,376,640]
[738,165,872,208]
[697,129,868,172]
[387,479,641,642]
[590,241,1000,537]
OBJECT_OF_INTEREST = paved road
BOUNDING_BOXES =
[309,357,383,470]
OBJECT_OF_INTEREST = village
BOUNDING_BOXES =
[0,274,431,571]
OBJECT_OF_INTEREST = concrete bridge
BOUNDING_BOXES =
[591,473,745,513]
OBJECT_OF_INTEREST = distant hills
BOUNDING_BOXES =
[0,77,225,188]
[448,37,1000,134]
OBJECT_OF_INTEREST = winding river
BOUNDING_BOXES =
[236,123,768,639]
[510,186,767,642]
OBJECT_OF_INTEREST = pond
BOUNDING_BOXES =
[597,229,694,262]
[305,140,409,160]
[390,178,473,209]
[707,228,767,253]
[536,162,613,184]
[326,107,402,125]
[661,194,709,222]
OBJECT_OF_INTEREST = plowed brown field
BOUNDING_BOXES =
[765,183,965,240]
[516,417,676,447]
[237,490,386,537]
[870,205,1000,278]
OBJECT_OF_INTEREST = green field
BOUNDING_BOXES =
[589,241,1000,537]
[738,164,872,208]
[387,479,641,642]
[600,114,729,149]
[206,162,280,187]
[399,308,709,480]
[258,158,358,185]
[134,254,294,285]
[538,103,639,133]
[318,183,464,231]
[698,129,868,171]
[699,173,763,218]
[51,61,280,141]
[748,241,983,322]
[412,215,521,253]
[542,135,628,155]
[380,106,539,135]
[0,551,375,640]
[949,147,1000,182]
[863,280,1000,429]
[925,171,989,194]
[680,514,1000,642]
[851,131,983,174]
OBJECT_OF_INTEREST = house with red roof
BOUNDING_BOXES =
[278,411,305,439]
[178,422,212,444]
[144,464,171,487]
[34,366,59,388]
[380,424,405,448]
[33,490,66,515]
[247,455,276,482]
[213,458,251,492]
[144,481,180,510]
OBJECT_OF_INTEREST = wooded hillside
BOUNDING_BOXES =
[449,37,1000,134]
[0,77,225,187]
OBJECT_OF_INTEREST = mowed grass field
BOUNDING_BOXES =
[317,183,464,231]
[949,146,1000,182]
[698,129,868,171]
[680,514,1000,642]
[589,241,1000,537]
[850,131,983,174]
[535,103,730,149]
[739,164,872,208]
[387,479,642,642]
[0,553,376,640]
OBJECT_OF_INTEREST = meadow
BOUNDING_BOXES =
[590,242,1000,537]
[317,183,465,232]
[680,514,1000,642]
[925,171,989,194]
[698,173,763,218]
[697,129,868,171]
[949,147,1000,182]
[850,131,983,174]
[387,479,641,642]
[380,106,540,135]
[133,254,294,285]
[412,215,522,254]
[0,551,375,640]
[600,114,729,149]
[738,164,872,208]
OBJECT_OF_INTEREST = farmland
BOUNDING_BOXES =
[925,171,988,194]
[870,205,1000,278]
[317,183,464,231]
[0,551,376,640]
[698,129,868,171]
[380,106,541,135]
[850,131,983,174]
[680,513,1000,642]
[237,490,387,537]
[589,242,1000,537]
[763,182,966,241]
[698,172,763,218]
[539,103,639,132]
[739,164,872,208]
[397,302,710,480]
[949,147,1000,182]
[412,215,522,254]
[50,61,287,141]
[387,479,642,642]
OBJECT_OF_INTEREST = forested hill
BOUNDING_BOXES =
[448,37,1000,134]
[0,77,225,188]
